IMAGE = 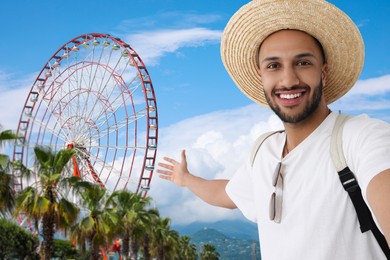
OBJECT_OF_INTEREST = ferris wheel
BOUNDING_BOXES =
[12,32,158,198]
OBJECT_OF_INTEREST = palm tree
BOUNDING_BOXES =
[179,235,197,260]
[163,229,180,259]
[14,145,80,260]
[0,167,15,218]
[152,217,181,260]
[71,182,117,260]
[140,208,160,260]
[107,190,156,260]
[200,244,220,260]
[0,127,19,217]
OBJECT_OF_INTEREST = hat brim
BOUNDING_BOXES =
[221,0,364,107]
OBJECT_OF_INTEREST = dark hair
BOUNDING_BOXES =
[312,36,326,64]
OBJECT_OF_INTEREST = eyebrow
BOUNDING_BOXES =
[260,52,317,64]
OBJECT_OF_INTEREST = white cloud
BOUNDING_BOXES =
[0,72,36,130]
[116,12,222,30]
[149,104,283,225]
[348,74,390,95]
[330,74,390,112]
[148,74,390,226]
[122,27,222,66]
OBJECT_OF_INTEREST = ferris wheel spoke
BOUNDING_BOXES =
[89,90,145,131]
[73,148,139,189]
[82,78,120,125]
[91,118,135,143]
[82,44,107,119]
[28,115,68,147]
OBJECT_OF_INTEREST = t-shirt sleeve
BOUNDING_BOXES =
[344,115,390,201]
[225,160,257,223]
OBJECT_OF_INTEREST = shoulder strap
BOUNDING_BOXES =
[330,113,352,171]
[331,113,390,259]
[250,130,284,167]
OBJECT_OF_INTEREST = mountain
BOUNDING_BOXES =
[173,220,261,260]
[190,227,261,260]
[173,219,259,241]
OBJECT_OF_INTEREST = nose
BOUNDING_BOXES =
[280,66,300,88]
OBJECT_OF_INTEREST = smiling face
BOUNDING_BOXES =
[258,30,328,124]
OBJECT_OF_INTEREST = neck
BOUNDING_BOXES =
[283,103,331,152]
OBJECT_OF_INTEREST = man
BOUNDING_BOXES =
[157,0,390,259]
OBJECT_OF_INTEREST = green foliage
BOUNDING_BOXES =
[53,238,81,259]
[14,145,80,260]
[0,218,40,259]
[178,235,197,260]
[0,170,15,217]
[0,126,19,217]
[0,128,19,149]
[200,244,220,260]
[70,182,117,260]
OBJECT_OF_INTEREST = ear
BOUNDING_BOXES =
[321,64,328,85]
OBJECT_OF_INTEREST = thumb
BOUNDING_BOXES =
[181,149,187,166]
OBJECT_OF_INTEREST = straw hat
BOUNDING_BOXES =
[221,0,364,107]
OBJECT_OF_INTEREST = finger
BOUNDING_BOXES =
[159,174,172,181]
[158,162,174,169]
[163,157,178,165]
[156,169,172,174]
[181,149,187,166]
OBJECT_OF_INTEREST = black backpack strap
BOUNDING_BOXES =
[332,114,390,259]
[339,166,390,258]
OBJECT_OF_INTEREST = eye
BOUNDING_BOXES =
[266,63,280,70]
[296,61,311,66]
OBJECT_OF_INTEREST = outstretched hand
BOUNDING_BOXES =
[157,149,236,209]
[157,149,190,187]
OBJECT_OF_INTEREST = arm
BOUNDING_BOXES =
[367,169,390,247]
[157,149,237,209]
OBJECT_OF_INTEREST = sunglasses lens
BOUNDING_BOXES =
[269,192,276,220]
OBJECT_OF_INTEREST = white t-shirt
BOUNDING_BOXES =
[226,112,390,260]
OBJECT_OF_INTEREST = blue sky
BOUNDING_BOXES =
[1,0,389,226]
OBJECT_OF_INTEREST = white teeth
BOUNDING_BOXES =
[280,93,301,99]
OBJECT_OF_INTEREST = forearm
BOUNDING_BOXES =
[367,169,390,247]
[184,174,237,209]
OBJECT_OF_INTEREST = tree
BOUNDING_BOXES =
[179,235,197,260]
[0,218,40,259]
[107,190,156,260]
[0,168,14,217]
[14,146,80,260]
[52,238,81,259]
[71,182,117,260]
[0,127,19,217]
[140,208,160,260]
[164,229,180,259]
[151,217,180,260]
[200,244,220,260]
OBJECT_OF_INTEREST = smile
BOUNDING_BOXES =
[280,93,302,100]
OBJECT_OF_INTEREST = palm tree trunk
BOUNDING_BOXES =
[90,239,100,260]
[42,188,55,260]
[142,235,151,260]
[122,233,130,259]
[157,246,164,260]
[130,238,139,260]
[42,212,55,260]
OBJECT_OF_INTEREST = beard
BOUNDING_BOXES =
[264,80,323,124]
